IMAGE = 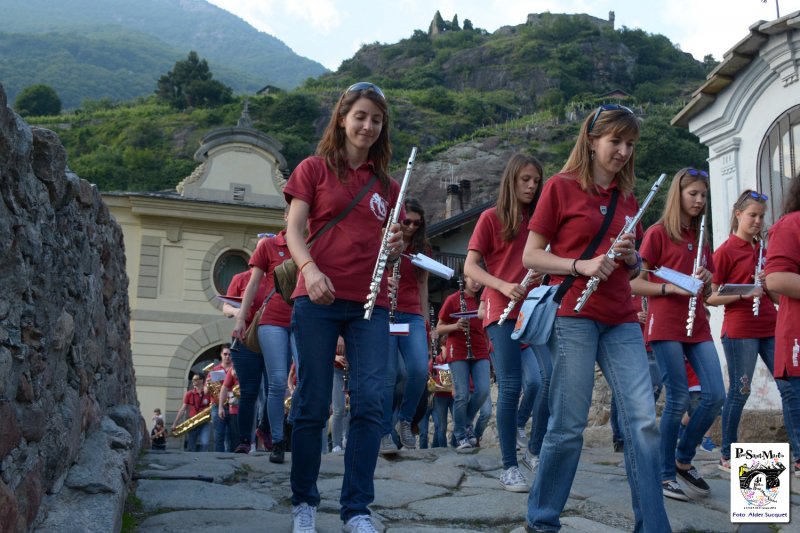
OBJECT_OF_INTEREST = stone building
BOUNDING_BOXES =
[102,107,288,427]
[673,11,800,409]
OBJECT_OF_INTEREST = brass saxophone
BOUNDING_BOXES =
[172,384,239,438]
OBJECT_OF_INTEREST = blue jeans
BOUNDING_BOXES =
[720,335,800,461]
[257,324,294,444]
[528,318,669,533]
[528,344,553,456]
[432,395,453,448]
[475,396,492,440]
[487,321,541,469]
[418,400,432,449]
[290,297,388,522]
[186,421,211,452]
[331,367,350,449]
[211,405,237,452]
[450,359,490,441]
[651,340,724,481]
[382,312,429,433]
[611,350,662,444]
[230,339,269,445]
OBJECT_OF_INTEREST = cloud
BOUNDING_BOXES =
[285,0,342,33]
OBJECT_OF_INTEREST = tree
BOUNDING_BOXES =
[156,51,233,109]
[451,14,461,31]
[463,18,474,31]
[14,84,61,116]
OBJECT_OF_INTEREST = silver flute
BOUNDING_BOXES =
[574,173,667,313]
[686,214,706,337]
[364,147,417,320]
[753,235,765,316]
[497,244,550,325]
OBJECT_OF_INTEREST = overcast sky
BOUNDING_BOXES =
[205,0,795,71]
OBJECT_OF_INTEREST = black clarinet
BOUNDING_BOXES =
[458,277,475,361]
[429,305,437,360]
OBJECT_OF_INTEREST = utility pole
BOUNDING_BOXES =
[762,0,780,19]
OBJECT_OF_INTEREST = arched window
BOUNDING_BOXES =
[213,250,249,294]
[758,105,800,225]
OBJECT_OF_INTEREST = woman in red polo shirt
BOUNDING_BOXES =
[707,189,800,473]
[283,82,402,533]
[633,168,724,502]
[464,153,546,492]
[523,105,669,532]
[765,176,800,462]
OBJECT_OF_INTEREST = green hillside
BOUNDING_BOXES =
[0,0,328,107]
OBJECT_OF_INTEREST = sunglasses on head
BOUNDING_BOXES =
[346,82,386,101]
[402,218,421,227]
[685,168,709,179]
[738,190,768,204]
[588,104,634,132]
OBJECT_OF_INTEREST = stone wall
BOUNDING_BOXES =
[0,84,142,533]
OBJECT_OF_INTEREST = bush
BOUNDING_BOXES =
[14,84,62,116]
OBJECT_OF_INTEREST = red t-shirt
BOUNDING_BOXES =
[712,234,776,338]
[283,156,400,306]
[639,223,715,342]
[438,291,489,362]
[222,369,240,415]
[183,389,211,418]
[468,206,533,327]
[765,212,800,378]
[528,173,642,324]
[249,231,293,327]
[226,270,268,325]
[393,245,426,315]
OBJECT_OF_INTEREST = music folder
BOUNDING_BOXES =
[406,253,454,280]
[717,284,758,296]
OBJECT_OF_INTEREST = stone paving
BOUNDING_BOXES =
[130,444,800,532]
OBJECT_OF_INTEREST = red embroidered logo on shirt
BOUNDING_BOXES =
[369,192,388,221]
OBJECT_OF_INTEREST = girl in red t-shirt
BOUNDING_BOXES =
[464,153,546,492]
[282,82,402,533]
[765,176,800,467]
[707,189,800,472]
[380,197,431,453]
[523,105,669,532]
[634,168,724,502]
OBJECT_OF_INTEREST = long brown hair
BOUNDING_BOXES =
[729,189,767,235]
[404,197,430,282]
[783,174,800,215]
[562,105,639,195]
[496,153,543,242]
[315,84,392,191]
[657,167,709,244]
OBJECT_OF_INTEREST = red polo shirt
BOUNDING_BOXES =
[765,211,800,378]
[528,173,642,325]
[284,156,400,307]
[639,223,715,342]
[438,291,489,362]
[249,231,293,327]
[226,270,268,326]
[222,369,239,415]
[712,234,776,338]
[393,244,427,316]
[183,389,210,418]
[469,206,533,327]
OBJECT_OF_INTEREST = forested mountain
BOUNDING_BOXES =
[0,0,328,108]
[18,11,711,226]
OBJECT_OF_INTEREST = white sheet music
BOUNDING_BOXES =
[406,253,454,280]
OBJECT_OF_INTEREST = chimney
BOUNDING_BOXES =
[609,11,615,29]
[445,184,460,218]
[459,179,472,211]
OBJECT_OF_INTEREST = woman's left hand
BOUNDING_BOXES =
[611,233,637,265]
[695,266,713,287]
[387,222,403,258]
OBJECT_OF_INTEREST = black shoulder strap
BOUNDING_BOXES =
[554,188,620,303]
[307,175,379,249]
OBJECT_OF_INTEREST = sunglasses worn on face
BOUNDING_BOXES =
[346,82,386,101]
[686,168,709,179]
[402,219,421,227]
[588,104,634,132]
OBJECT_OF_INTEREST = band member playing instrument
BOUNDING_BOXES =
[633,167,723,502]
[707,189,800,472]
[436,274,489,452]
[208,346,235,452]
[331,336,350,453]
[217,366,240,450]
[172,373,211,452]
[223,264,270,454]
[283,82,402,533]
[765,175,800,466]
[464,153,546,492]
[380,197,430,453]
[233,216,296,464]
[523,105,669,531]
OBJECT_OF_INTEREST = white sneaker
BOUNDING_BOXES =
[456,438,476,454]
[379,434,398,456]
[292,502,317,533]
[332,445,343,453]
[500,466,529,492]
[342,514,378,533]
[516,427,529,450]
[521,451,539,475]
